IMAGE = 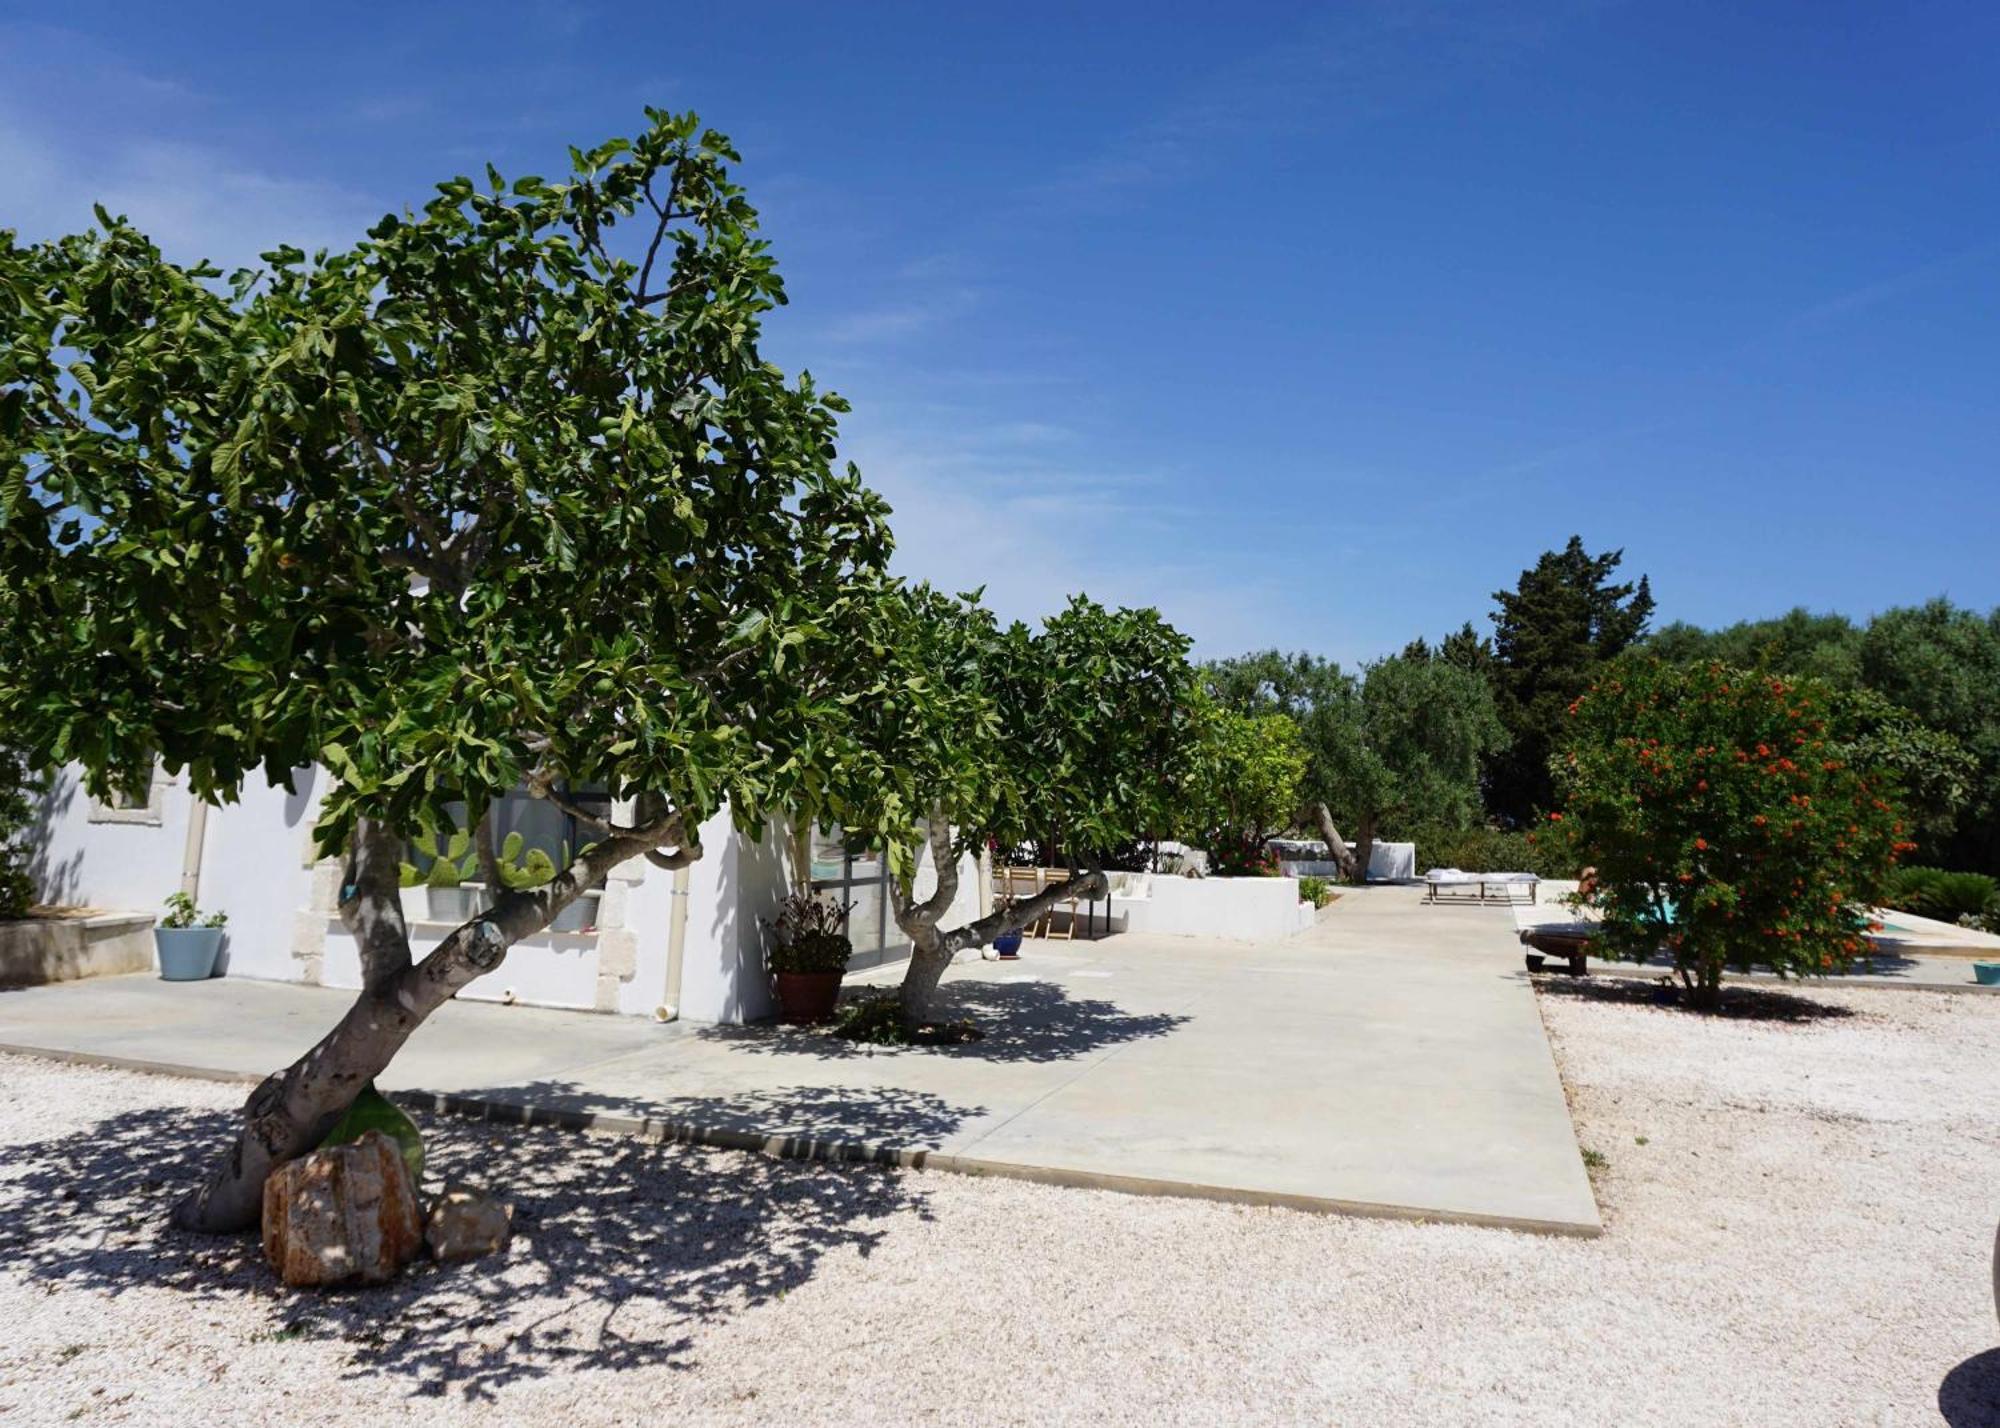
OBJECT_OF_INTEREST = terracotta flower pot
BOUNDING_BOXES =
[774,970,843,1025]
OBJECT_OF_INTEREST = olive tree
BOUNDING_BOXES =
[843,588,1197,1028]
[1204,649,1505,880]
[0,112,893,1231]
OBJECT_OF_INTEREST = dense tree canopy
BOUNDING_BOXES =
[0,111,899,1229]
[1857,601,2000,873]
[1485,536,1654,824]
[838,588,1197,1025]
[1644,599,1996,873]
[1176,694,1306,871]
[1646,608,1862,687]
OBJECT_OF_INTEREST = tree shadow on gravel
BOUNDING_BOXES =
[694,976,1190,1064]
[1938,1349,2000,1427]
[0,1083,954,1401]
[1536,975,1857,1023]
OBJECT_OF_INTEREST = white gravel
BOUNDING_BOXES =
[2,982,1997,1426]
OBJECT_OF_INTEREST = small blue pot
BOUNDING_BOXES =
[993,930,1024,959]
[1974,962,2000,987]
[155,927,223,981]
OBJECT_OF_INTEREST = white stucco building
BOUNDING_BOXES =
[27,764,984,1023]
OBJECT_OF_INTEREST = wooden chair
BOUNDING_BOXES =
[1040,867,1079,940]
[1005,866,1046,936]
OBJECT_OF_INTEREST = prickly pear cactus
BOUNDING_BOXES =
[318,1082,425,1185]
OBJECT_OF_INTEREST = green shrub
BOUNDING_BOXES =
[1547,660,1909,1008]
[1412,823,1578,880]
[764,891,853,975]
[0,745,37,919]
[1882,865,1998,925]
[1297,875,1332,908]
[159,892,226,930]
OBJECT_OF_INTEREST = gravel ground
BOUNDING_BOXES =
[2,982,1997,1427]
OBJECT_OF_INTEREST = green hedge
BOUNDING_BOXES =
[1406,824,1580,880]
[1881,865,1999,927]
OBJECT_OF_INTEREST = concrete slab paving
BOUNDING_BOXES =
[0,885,1601,1234]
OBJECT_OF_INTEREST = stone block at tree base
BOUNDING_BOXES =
[262,1129,424,1288]
[426,1182,513,1262]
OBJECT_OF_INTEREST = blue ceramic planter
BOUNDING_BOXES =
[993,930,1024,959]
[155,927,223,981]
[1974,962,2000,987]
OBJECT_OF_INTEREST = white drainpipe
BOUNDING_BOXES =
[654,860,691,1022]
[178,793,210,901]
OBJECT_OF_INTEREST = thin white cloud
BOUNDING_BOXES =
[0,121,381,269]
[1037,3,1577,212]
[0,27,382,268]
[837,400,1290,656]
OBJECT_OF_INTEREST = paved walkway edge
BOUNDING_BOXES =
[0,1039,1604,1240]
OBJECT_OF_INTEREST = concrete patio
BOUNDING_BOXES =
[0,887,1602,1235]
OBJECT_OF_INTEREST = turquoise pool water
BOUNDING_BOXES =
[1650,897,1910,936]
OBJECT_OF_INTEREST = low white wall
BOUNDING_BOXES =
[1112,874,1315,941]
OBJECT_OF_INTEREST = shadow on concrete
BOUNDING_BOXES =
[1535,975,1856,1023]
[694,976,1191,1064]
[1938,1348,2000,1427]
[0,1086,939,1400]
[429,1079,981,1153]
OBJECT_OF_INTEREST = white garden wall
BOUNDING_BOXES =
[1110,873,1316,942]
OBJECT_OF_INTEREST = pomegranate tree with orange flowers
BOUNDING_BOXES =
[1543,659,1914,1009]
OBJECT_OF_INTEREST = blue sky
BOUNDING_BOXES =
[4,3,1995,662]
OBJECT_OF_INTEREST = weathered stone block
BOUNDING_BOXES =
[262,1129,423,1288]
[425,1182,513,1262]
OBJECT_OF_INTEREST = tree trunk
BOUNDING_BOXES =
[1352,813,1378,887]
[172,815,690,1234]
[1315,803,1357,882]
[887,809,1105,1032]
[899,928,953,1027]
[1686,962,1723,1012]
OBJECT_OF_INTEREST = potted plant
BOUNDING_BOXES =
[495,833,596,933]
[403,828,482,923]
[155,892,227,981]
[763,891,853,1024]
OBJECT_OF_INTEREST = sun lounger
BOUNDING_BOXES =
[1423,869,1540,905]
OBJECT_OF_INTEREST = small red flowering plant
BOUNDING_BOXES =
[1543,659,1913,1009]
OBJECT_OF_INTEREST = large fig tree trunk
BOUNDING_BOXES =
[888,811,1106,1031]
[172,812,695,1234]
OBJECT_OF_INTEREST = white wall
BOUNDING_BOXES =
[28,764,977,1024]
[30,766,194,918]
[674,806,786,1025]
[30,764,322,982]
[1112,873,1315,942]
[201,768,324,981]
